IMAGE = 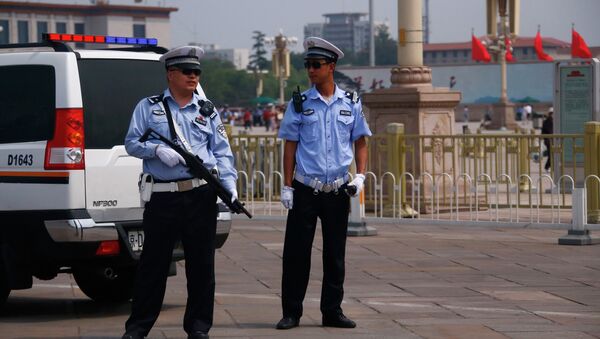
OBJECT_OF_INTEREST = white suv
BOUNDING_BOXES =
[0,34,231,306]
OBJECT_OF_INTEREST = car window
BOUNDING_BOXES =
[78,59,165,149]
[0,65,55,144]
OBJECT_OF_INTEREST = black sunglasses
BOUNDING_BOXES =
[304,60,330,69]
[172,68,201,76]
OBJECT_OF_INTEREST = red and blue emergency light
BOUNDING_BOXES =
[43,33,158,46]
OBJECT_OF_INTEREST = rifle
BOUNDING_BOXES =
[139,128,252,219]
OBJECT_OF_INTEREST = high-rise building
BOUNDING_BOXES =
[192,43,250,71]
[304,13,376,54]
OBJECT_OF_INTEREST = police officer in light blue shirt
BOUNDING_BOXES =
[123,46,236,339]
[275,37,372,331]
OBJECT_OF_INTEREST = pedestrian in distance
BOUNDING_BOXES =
[263,104,274,132]
[243,108,252,130]
[541,108,554,172]
[276,37,372,330]
[122,46,238,339]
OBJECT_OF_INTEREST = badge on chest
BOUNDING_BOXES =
[195,115,207,126]
[339,110,351,116]
[302,109,314,116]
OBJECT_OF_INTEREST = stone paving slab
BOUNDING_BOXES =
[0,219,599,338]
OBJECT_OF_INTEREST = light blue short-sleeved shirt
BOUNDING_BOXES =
[124,88,237,188]
[278,84,372,183]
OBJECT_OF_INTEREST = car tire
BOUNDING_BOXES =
[73,266,135,302]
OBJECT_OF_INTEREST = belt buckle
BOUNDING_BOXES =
[177,180,193,192]
[322,183,333,193]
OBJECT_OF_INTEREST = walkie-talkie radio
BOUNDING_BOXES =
[292,86,305,113]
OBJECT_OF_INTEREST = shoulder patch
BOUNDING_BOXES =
[344,91,360,104]
[147,94,163,104]
[216,124,227,138]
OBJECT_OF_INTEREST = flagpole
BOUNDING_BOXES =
[499,10,508,103]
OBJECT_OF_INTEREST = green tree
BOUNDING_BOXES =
[374,24,397,65]
[200,59,257,107]
[248,30,269,72]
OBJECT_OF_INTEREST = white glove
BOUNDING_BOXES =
[348,173,365,197]
[221,179,238,204]
[155,144,186,167]
[281,186,294,210]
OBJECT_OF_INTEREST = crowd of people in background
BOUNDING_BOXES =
[218,103,285,132]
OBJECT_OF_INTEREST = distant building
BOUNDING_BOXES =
[304,13,380,54]
[423,36,574,65]
[193,43,249,70]
[0,0,176,47]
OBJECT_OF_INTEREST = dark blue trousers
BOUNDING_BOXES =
[125,185,217,336]
[281,179,350,319]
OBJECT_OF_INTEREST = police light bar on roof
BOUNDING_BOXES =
[43,33,158,46]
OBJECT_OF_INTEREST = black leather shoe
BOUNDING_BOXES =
[187,331,209,339]
[122,334,144,339]
[322,314,356,328]
[276,316,299,329]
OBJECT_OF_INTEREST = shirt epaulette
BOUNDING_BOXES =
[344,91,360,104]
[147,94,163,104]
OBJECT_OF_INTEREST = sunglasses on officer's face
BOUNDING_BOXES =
[304,60,331,70]
[180,68,201,76]
[170,68,201,76]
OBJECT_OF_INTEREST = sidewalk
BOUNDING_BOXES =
[1,219,599,338]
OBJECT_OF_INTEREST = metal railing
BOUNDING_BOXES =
[228,121,600,224]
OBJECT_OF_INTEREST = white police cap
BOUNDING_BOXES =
[303,37,344,61]
[159,46,205,70]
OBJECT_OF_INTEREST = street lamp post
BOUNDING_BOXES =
[265,31,297,105]
[485,0,519,130]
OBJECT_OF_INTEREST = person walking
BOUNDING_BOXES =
[541,108,554,172]
[275,37,372,330]
[122,46,238,339]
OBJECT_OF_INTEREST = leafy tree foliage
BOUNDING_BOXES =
[248,31,269,72]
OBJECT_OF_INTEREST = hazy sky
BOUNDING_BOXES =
[41,0,600,50]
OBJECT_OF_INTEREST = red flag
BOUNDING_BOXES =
[471,34,491,62]
[505,36,515,62]
[534,31,553,62]
[571,28,592,58]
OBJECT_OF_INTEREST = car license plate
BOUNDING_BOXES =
[128,230,144,252]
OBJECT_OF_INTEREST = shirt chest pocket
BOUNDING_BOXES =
[149,114,170,136]
[190,120,213,145]
[300,114,319,142]
[336,114,354,140]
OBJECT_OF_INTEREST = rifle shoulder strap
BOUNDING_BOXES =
[159,97,193,153]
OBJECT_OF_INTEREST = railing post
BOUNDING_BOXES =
[518,128,530,192]
[584,122,600,224]
[386,123,416,217]
[559,187,598,245]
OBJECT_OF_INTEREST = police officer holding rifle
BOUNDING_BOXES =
[122,46,239,339]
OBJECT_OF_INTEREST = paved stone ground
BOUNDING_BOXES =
[1,218,599,339]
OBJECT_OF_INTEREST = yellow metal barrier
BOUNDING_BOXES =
[584,122,600,224]
[228,127,594,217]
